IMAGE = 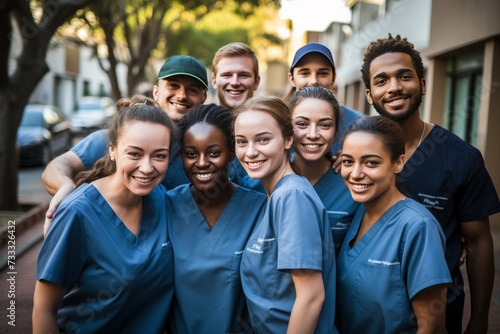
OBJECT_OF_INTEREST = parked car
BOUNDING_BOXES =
[17,104,72,166]
[70,96,115,135]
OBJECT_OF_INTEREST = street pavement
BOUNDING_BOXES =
[0,166,499,333]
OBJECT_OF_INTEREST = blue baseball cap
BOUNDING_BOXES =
[290,43,335,73]
[157,55,208,89]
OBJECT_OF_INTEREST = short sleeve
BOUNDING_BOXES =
[71,129,109,169]
[455,149,500,222]
[37,202,88,290]
[273,188,326,271]
[401,217,451,299]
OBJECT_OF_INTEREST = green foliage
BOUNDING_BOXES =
[57,0,281,95]
[165,0,282,67]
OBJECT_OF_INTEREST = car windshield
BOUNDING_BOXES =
[77,102,102,111]
[20,109,43,127]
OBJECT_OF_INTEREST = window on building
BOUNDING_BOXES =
[444,48,483,145]
[83,81,91,96]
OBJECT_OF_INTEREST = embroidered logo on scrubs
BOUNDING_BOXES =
[417,192,447,211]
[247,237,275,254]
[367,258,400,266]
[247,243,263,254]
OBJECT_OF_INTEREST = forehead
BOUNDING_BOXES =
[292,98,335,118]
[294,53,333,71]
[216,56,254,73]
[343,131,387,154]
[160,75,204,89]
[119,121,171,145]
[185,122,225,141]
[369,52,416,77]
[235,110,279,133]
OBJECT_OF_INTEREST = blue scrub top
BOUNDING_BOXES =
[240,174,337,334]
[332,105,363,153]
[337,199,451,334]
[165,184,266,334]
[37,184,174,333]
[71,129,108,169]
[314,169,361,255]
[72,130,189,189]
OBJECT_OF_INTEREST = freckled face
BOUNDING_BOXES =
[110,121,171,197]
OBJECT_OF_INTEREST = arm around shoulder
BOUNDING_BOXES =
[42,151,85,236]
[42,151,85,196]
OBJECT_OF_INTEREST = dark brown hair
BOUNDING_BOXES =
[75,99,173,186]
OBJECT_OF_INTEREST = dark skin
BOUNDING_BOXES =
[365,52,494,334]
[182,122,235,228]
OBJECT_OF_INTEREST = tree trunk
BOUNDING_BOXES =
[0,0,93,210]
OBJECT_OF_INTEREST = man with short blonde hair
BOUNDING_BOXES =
[211,42,260,109]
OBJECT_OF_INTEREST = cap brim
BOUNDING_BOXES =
[157,72,208,89]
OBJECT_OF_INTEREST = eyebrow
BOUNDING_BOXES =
[235,131,273,138]
[294,116,334,122]
[184,143,223,150]
[373,68,414,79]
[340,153,382,159]
[296,67,331,72]
[126,145,169,152]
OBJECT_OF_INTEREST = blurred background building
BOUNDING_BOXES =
[281,0,500,227]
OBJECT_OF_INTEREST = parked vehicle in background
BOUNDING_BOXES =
[17,104,72,166]
[70,96,115,136]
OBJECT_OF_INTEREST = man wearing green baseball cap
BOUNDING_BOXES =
[154,55,208,125]
[42,55,209,231]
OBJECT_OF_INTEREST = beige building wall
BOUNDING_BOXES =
[424,0,500,226]
[426,0,500,57]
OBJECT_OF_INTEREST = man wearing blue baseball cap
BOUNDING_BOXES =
[285,43,363,153]
[42,55,209,232]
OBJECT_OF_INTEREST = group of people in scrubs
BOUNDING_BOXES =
[34,34,499,334]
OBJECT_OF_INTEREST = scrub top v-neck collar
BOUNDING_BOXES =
[181,184,246,250]
[88,184,149,249]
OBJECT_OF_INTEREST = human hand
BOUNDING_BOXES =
[44,182,75,237]
[458,236,467,266]
[330,151,342,174]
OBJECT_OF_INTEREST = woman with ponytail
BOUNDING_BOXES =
[33,101,175,333]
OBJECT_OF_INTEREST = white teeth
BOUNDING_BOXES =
[172,102,188,109]
[305,144,320,149]
[228,90,243,95]
[135,177,153,183]
[352,184,369,189]
[194,173,214,180]
[247,161,264,168]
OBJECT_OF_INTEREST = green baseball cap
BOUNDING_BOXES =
[157,55,208,89]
